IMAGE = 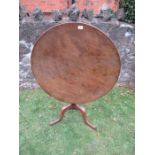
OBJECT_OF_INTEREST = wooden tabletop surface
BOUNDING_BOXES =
[31,22,121,104]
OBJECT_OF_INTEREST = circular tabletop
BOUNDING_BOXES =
[31,22,121,104]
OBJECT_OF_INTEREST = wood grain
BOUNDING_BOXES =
[31,22,121,104]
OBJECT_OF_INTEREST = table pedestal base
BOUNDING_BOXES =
[49,103,97,130]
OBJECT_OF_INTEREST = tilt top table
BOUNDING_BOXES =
[31,22,121,130]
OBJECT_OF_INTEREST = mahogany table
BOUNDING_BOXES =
[31,22,121,130]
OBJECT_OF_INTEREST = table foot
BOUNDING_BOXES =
[49,103,97,130]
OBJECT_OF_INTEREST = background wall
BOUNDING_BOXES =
[20,0,119,14]
[19,0,134,89]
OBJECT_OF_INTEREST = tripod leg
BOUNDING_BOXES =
[75,104,97,130]
[49,104,71,126]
